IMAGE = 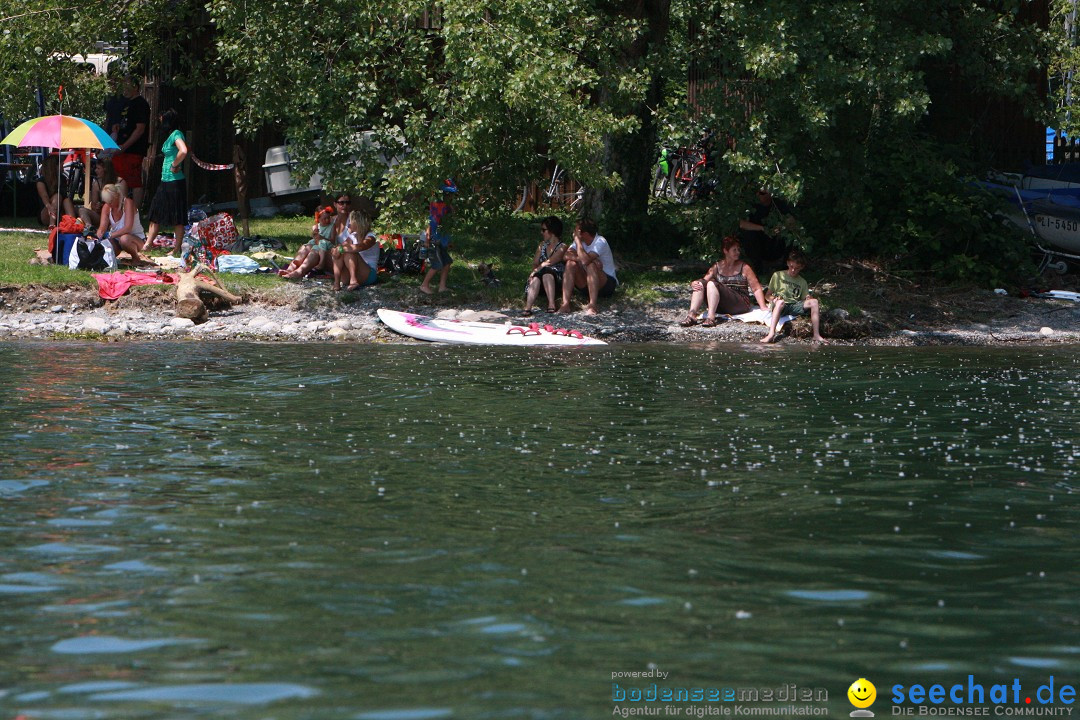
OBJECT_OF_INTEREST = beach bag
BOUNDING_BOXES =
[402,239,425,274]
[68,235,116,271]
[197,212,239,250]
[377,234,424,275]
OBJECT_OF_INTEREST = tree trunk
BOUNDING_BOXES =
[234,142,250,237]
[587,0,671,249]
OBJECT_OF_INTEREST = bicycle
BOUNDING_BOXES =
[63,151,86,203]
[514,163,584,213]
[653,131,715,204]
[539,164,583,210]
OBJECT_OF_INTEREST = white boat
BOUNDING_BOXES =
[1020,163,1080,190]
[976,180,1080,255]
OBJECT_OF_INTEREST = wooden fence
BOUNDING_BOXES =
[1052,136,1080,163]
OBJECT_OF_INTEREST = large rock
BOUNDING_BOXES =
[82,317,109,333]
[457,309,508,322]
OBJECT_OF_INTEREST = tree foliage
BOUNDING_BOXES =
[664,0,1045,281]
[206,0,660,229]
[0,0,1051,281]
[0,0,199,122]
[1049,0,1080,137]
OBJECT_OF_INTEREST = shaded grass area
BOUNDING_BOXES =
[0,209,916,320]
[0,211,704,310]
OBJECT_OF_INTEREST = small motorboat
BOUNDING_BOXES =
[974,180,1080,270]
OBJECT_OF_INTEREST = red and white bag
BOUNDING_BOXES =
[197,212,239,250]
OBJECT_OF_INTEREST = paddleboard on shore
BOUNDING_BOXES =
[1040,290,1080,302]
[377,309,607,346]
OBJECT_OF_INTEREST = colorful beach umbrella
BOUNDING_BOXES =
[1,115,119,151]
[1,113,119,232]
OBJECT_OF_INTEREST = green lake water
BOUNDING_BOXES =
[1,341,1077,719]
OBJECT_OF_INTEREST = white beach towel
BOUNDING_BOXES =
[729,308,795,329]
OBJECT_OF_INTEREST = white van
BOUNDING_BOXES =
[262,131,407,196]
[68,53,120,75]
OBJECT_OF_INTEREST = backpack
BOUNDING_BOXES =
[379,238,425,275]
[402,239,426,274]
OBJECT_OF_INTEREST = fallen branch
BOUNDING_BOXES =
[176,264,242,323]
[835,261,916,286]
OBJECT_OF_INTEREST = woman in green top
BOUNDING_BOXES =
[142,109,189,253]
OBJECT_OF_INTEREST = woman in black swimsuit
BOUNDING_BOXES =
[523,216,567,315]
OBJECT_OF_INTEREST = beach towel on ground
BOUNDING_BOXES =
[729,308,795,329]
[214,254,260,273]
[94,271,178,300]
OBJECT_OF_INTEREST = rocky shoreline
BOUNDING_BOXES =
[2,281,1079,346]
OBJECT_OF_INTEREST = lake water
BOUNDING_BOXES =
[1,341,1078,719]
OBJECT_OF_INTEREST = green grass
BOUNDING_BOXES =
[0,218,98,288]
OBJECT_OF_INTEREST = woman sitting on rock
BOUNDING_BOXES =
[680,235,767,327]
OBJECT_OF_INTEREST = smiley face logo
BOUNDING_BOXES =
[848,678,876,715]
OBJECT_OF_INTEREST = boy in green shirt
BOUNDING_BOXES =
[761,249,826,344]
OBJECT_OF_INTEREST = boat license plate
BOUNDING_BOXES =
[1037,215,1079,233]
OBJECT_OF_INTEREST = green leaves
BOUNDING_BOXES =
[0,0,1044,282]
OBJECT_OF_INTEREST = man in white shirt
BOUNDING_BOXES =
[556,218,618,316]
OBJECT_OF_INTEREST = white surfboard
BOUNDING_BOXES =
[377,309,607,346]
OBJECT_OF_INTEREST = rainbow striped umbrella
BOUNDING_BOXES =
[1,114,119,151]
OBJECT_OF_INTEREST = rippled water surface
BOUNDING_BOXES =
[1,341,1077,719]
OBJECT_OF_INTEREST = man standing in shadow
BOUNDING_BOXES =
[112,74,151,208]
[739,188,797,275]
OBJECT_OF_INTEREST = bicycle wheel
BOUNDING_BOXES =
[513,184,529,213]
[669,160,694,204]
[568,187,584,211]
[539,166,563,209]
[652,165,669,199]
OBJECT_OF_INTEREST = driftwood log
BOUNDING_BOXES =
[176,264,242,323]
